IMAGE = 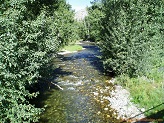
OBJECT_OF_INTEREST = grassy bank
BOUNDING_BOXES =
[115,72,164,118]
[63,44,83,52]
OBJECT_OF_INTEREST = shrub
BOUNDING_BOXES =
[99,0,164,76]
[0,0,77,122]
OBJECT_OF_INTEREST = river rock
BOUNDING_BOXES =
[104,108,108,111]
[107,81,145,120]
[96,79,145,121]
[92,92,99,96]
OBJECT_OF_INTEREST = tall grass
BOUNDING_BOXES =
[116,71,164,116]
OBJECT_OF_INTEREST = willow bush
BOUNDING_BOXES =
[0,0,77,122]
[99,0,164,76]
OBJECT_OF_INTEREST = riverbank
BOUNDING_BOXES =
[39,42,121,122]
[90,71,163,122]
[57,42,146,122]
[57,41,163,122]
[92,78,146,122]
[115,75,164,122]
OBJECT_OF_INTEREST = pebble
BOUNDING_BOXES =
[141,108,145,112]
[67,87,76,90]
[97,111,101,115]
[92,92,99,96]
[94,78,145,121]
[104,108,108,111]
[110,85,145,120]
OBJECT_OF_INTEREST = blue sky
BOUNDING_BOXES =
[66,0,92,11]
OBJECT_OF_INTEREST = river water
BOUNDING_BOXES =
[37,42,121,123]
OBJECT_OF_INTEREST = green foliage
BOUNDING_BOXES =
[99,0,164,76]
[74,0,164,119]
[75,21,86,40]
[0,0,77,122]
[74,1,104,41]
[116,74,164,116]
[85,1,104,41]
[52,1,79,46]
[89,0,164,117]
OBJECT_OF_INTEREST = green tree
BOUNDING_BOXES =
[0,0,77,122]
[75,21,86,40]
[85,0,104,41]
[99,0,164,76]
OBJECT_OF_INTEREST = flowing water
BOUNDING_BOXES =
[36,42,121,123]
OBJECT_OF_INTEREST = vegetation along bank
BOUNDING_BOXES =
[0,0,163,122]
[83,0,164,121]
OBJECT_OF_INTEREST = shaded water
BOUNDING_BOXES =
[37,42,120,123]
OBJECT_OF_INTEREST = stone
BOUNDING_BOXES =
[93,92,99,96]
[104,108,108,111]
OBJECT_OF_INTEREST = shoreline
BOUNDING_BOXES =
[57,45,146,122]
[93,78,146,122]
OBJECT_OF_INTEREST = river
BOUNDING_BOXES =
[36,41,121,123]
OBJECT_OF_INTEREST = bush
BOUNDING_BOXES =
[98,0,164,117]
[99,0,164,76]
[0,0,77,122]
[85,0,164,118]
